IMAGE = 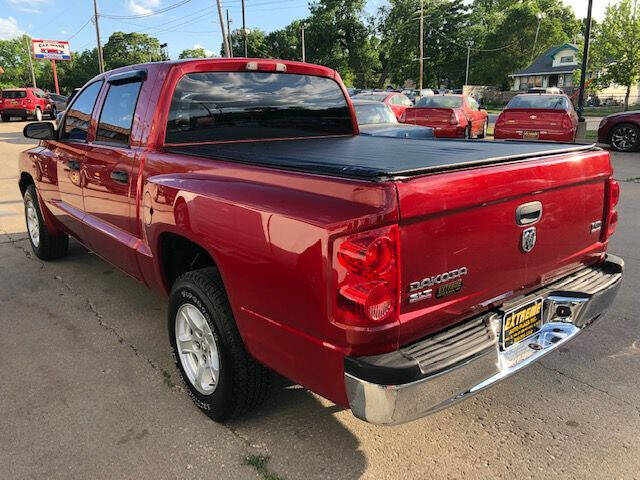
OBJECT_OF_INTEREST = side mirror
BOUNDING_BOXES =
[24,122,55,140]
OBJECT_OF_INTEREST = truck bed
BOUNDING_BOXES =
[166,136,596,181]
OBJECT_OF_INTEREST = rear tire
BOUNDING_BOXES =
[1,114,9,122]
[464,125,471,139]
[169,267,271,422]
[49,106,57,120]
[609,123,640,152]
[23,185,69,260]
[35,108,43,121]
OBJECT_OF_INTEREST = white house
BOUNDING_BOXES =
[510,43,580,92]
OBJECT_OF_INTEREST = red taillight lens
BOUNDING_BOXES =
[337,236,393,275]
[26,98,32,103]
[604,178,620,239]
[449,111,458,125]
[333,226,399,328]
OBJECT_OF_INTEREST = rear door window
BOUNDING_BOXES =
[96,81,142,146]
[61,81,103,142]
[165,71,353,144]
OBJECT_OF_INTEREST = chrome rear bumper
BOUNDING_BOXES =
[345,254,624,425]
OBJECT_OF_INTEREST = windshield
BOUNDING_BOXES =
[415,95,462,108]
[352,93,388,102]
[2,90,27,99]
[507,95,569,110]
[353,103,397,125]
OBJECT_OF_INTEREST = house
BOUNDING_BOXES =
[510,43,580,92]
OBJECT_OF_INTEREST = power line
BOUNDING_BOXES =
[101,0,193,19]
[66,17,93,40]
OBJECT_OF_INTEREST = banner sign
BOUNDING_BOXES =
[32,39,71,61]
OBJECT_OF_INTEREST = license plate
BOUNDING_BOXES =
[523,130,540,140]
[501,297,544,349]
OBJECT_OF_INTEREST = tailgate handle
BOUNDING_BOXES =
[516,201,542,225]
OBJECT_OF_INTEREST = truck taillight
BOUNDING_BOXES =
[449,111,458,125]
[604,178,620,240]
[333,226,399,327]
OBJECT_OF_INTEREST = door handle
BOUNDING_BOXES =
[65,160,81,171]
[110,170,129,184]
[516,201,543,225]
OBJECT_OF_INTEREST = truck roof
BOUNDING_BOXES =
[166,136,597,181]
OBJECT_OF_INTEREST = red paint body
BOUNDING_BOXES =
[351,92,413,121]
[19,59,615,408]
[597,110,640,146]
[495,94,578,142]
[0,87,53,119]
[400,94,488,138]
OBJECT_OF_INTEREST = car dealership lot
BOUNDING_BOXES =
[1,120,639,480]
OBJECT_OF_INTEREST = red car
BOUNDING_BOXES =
[0,87,54,122]
[597,110,640,152]
[400,94,489,139]
[19,59,623,425]
[494,94,578,142]
[351,91,413,121]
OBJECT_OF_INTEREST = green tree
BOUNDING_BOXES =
[103,32,163,69]
[265,20,305,61]
[589,0,640,110]
[0,35,41,89]
[178,47,209,59]
[224,29,271,58]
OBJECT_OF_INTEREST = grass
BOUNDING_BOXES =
[243,455,285,480]
[585,129,598,140]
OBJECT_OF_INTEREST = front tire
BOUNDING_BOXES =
[478,118,488,139]
[1,114,9,122]
[23,185,69,260]
[609,123,640,152]
[34,108,43,121]
[49,106,57,120]
[169,267,270,422]
[464,125,471,139]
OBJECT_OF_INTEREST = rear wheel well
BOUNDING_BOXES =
[19,172,35,197]
[159,233,217,289]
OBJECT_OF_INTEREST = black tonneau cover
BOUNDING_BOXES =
[165,136,596,181]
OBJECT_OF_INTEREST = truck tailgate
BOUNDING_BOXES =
[395,149,612,346]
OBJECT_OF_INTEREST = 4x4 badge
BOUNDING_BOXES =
[521,227,537,253]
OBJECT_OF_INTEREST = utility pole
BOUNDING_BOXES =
[92,0,105,73]
[226,10,233,57]
[241,0,248,57]
[465,42,472,86]
[215,0,230,58]
[419,0,424,90]
[24,37,37,88]
[531,12,544,62]
[576,0,594,124]
[301,23,306,62]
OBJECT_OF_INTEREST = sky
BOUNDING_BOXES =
[0,0,611,60]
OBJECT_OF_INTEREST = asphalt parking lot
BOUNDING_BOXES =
[1,120,639,480]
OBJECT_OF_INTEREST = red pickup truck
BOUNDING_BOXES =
[19,59,624,425]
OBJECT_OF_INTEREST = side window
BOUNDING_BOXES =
[61,81,103,142]
[96,81,142,146]
[390,95,401,105]
[467,97,479,111]
[401,95,412,106]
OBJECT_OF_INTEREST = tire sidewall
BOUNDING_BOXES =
[168,279,234,419]
[35,108,42,121]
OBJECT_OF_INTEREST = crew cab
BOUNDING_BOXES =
[1,87,54,122]
[400,94,489,139]
[19,59,623,425]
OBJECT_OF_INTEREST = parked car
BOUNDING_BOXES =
[351,91,414,121]
[528,87,564,94]
[400,94,489,139]
[352,99,434,139]
[403,88,434,102]
[46,93,68,116]
[494,94,579,142]
[19,58,623,426]
[0,88,54,122]
[597,110,640,152]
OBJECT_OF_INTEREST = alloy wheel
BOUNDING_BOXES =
[25,197,40,248]
[175,303,221,395]
[611,125,638,152]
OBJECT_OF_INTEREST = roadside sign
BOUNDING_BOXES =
[31,39,71,61]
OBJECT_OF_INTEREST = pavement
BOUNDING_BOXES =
[1,119,639,480]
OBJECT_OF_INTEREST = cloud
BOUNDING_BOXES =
[18,7,42,14]
[61,30,68,35]
[8,0,48,4]
[127,0,162,16]
[193,44,214,57]
[0,17,22,40]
